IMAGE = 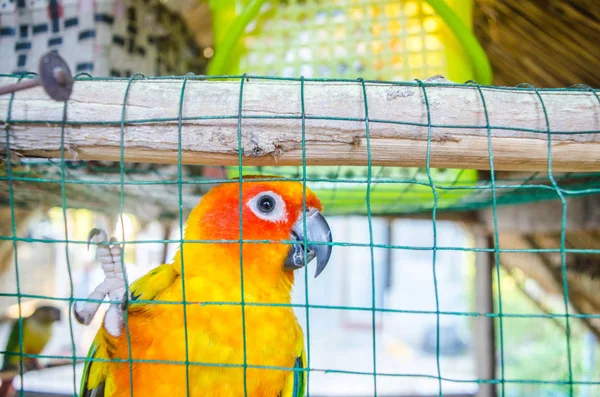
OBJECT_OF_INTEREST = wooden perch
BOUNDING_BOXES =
[480,195,600,234]
[498,233,600,340]
[0,76,599,171]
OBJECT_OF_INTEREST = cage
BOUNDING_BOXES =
[0,74,599,397]
[0,1,599,397]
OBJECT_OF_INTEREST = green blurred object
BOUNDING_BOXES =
[209,0,491,83]
[227,166,479,215]
[209,0,491,214]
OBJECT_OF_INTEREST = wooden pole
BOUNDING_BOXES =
[1,76,599,171]
[474,234,497,397]
[161,222,172,265]
[480,195,600,234]
[524,236,600,340]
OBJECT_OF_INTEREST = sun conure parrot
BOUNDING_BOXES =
[74,178,333,397]
[0,305,62,397]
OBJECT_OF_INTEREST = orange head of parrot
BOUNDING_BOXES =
[180,177,333,284]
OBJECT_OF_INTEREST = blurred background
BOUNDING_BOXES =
[0,0,599,397]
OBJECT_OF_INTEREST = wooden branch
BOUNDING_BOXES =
[474,234,496,397]
[526,236,600,341]
[498,233,600,339]
[496,233,562,295]
[381,211,479,224]
[1,76,599,171]
[501,265,565,331]
[479,195,600,234]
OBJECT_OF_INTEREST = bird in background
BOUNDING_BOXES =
[0,305,62,397]
[74,177,333,397]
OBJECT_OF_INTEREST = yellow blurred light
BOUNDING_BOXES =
[512,268,525,281]
[6,300,40,319]
[48,207,64,225]
[384,4,402,18]
[425,35,442,50]
[371,40,383,54]
[387,20,402,36]
[350,7,363,20]
[357,42,367,55]
[115,213,135,241]
[408,53,424,68]
[422,2,435,15]
[406,19,421,34]
[373,59,384,70]
[334,46,347,58]
[426,53,442,67]
[424,17,438,32]
[245,36,256,48]
[407,36,423,52]
[371,23,383,37]
[335,27,346,40]
[392,55,404,69]
[404,1,418,16]
[389,38,403,52]
[368,6,381,18]
[317,29,328,41]
[72,209,94,240]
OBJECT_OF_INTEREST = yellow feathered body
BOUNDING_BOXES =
[82,180,323,397]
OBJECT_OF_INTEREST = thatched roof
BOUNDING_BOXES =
[474,0,600,87]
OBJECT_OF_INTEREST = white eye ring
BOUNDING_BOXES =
[246,191,288,223]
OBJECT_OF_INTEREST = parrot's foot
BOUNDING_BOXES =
[23,358,41,372]
[73,228,126,337]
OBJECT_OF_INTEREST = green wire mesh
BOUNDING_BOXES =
[0,74,599,397]
[3,161,599,218]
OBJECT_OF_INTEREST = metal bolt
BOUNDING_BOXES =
[0,51,73,101]
[53,67,67,85]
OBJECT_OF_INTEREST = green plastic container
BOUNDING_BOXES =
[208,0,491,214]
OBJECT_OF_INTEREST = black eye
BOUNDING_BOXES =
[258,195,276,213]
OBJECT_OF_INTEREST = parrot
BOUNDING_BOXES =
[0,305,62,397]
[76,177,333,397]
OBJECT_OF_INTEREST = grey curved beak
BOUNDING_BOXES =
[284,209,332,278]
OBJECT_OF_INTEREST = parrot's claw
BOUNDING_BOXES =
[87,228,107,250]
[74,227,126,337]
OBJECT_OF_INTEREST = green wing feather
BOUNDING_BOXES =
[80,341,104,397]
[292,350,306,397]
[2,319,23,371]
[78,264,178,397]
[282,348,306,397]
